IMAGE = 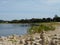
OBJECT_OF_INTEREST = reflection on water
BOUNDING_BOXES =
[0,24,30,36]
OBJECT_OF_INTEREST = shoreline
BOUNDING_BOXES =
[0,22,60,45]
[0,31,60,45]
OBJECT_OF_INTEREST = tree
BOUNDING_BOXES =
[46,18,52,22]
[53,14,60,22]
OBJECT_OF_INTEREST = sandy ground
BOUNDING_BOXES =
[46,24,60,36]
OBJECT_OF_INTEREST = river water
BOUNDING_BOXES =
[0,24,30,36]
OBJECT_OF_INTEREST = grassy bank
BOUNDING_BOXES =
[28,23,55,34]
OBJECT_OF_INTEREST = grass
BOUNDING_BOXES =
[28,23,55,34]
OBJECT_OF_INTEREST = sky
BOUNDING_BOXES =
[0,0,60,20]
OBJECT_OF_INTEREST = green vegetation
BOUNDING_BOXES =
[0,15,60,23]
[28,23,55,34]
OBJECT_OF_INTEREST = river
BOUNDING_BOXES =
[0,24,30,36]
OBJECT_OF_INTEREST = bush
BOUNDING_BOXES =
[28,24,55,34]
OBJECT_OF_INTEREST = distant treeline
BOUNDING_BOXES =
[0,15,60,23]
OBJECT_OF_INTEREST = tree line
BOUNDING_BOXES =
[0,15,60,23]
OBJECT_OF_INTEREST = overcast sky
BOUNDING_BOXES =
[0,0,60,20]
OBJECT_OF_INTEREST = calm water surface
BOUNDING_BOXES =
[0,24,30,36]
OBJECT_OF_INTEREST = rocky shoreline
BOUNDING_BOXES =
[0,30,60,45]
